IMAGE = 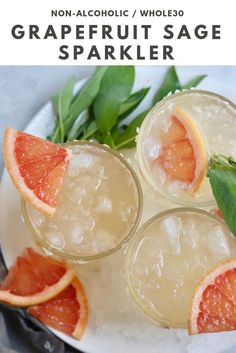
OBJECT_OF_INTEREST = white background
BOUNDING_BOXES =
[0,0,234,65]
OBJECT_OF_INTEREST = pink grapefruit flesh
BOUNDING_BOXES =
[3,128,70,217]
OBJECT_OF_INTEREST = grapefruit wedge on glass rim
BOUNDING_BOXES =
[155,106,207,193]
[28,277,88,339]
[189,257,236,335]
[3,128,70,217]
[0,248,75,306]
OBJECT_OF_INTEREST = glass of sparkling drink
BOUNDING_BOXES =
[22,141,142,262]
[125,208,236,328]
[136,90,236,206]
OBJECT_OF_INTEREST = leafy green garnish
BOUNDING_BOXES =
[208,155,236,236]
[67,66,107,130]
[67,110,89,141]
[153,66,181,105]
[50,66,107,143]
[152,66,206,105]
[48,66,206,150]
[182,75,207,90]
[83,121,98,140]
[118,87,150,121]
[57,77,77,143]
[94,66,135,133]
[47,67,236,249]
[115,111,149,149]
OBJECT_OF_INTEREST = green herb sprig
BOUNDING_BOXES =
[48,66,206,149]
[49,66,236,239]
[208,155,236,236]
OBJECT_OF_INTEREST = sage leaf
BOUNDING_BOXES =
[49,77,76,142]
[118,87,150,121]
[94,66,135,133]
[57,77,77,142]
[65,66,108,132]
[67,110,89,141]
[111,127,124,142]
[48,65,207,149]
[152,66,181,105]
[182,75,207,89]
[115,110,149,149]
[208,155,236,236]
[102,133,116,149]
[59,77,77,121]
[82,121,98,140]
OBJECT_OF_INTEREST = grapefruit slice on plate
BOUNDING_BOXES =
[28,278,88,339]
[157,107,207,193]
[0,248,75,306]
[189,258,236,335]
[3,128,70,217]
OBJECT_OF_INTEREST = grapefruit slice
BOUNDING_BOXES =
[157,107,207,193]
[0,248,75,306]
[189,258,236,335]
[28,278,88,339]
[3,128,70,217]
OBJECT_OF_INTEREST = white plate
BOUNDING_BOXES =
[1,67,236,353]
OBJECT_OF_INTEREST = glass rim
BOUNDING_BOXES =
[21,140,143,263]
[136,89,236,207]
[125,207,231,328]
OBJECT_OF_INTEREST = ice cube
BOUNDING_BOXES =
[94,229,115,252]
[68,157,82,177]
[69,152,99,176]
[167,181,188,194]
[73,185,86,201]
[153,165,166,185]
[85,217,96,231]
[182,218,199,249]
[77,152,93,168]
[97,165,105,177]
[156,113,171,133]
[161,216,182,255]
[143,137,162,161]
[96,196,112,213]
[71,226,84,245]
[193,106,202,113]
[45,231,65,249]
[207,226,230,258]
[152,253,164,277]
[92,178,103,190]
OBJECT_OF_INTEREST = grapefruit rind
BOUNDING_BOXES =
[189,258,236,335]
[0,267,75,307]
[3,128,70,217]
[28,277,88,340]
[172,107,207,193]
[71,278,89,339]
